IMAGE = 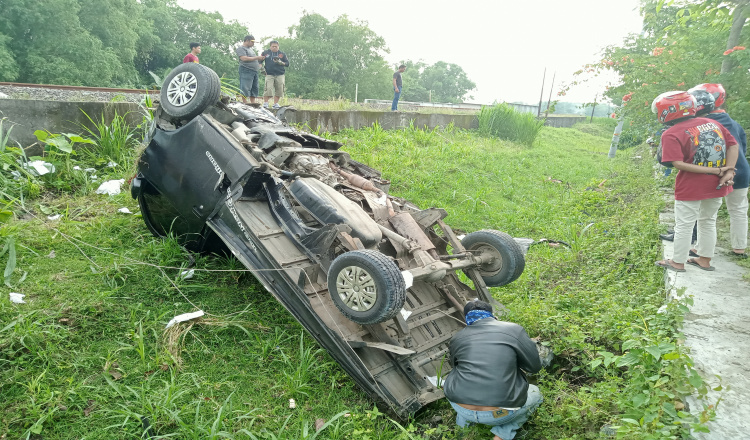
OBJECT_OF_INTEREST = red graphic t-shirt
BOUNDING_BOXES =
[660,117,737,201]
[183,53,199,64]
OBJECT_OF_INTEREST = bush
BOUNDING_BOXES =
[478,103,545,146]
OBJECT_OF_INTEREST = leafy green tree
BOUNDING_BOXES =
[564,0,750,138]
[0,0,119,85]
[0,33,19,81]
[399,60,476,103]
[274,13,393,100]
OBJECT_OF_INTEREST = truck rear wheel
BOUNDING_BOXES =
[461,230,525,286]
[327,250,406,325]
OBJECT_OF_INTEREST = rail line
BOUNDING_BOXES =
[0,82,157,94]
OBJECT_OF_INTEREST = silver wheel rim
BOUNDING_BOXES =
[336,265,377,312]
[166,72,198,107]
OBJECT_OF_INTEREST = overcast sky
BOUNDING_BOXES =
[177,0,644,105]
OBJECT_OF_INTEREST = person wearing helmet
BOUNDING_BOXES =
[689,84,749,259]
[653,91,739,272]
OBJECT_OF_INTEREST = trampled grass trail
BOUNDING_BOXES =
[0,120,720,439]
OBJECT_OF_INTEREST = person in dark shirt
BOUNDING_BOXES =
[183,42,200,64]
[391,65,405,111]
[443,300,545,440]
[688,83,749,259]
[260,40,289,109]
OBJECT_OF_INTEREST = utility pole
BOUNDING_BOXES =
[355,84,358,103]
[537,68,546,117]
[543,72,556,119]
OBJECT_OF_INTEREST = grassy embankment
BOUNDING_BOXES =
[0,115,725,439]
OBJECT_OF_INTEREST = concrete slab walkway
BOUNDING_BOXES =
[659,201,750,438]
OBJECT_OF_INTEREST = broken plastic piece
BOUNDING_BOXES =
[426,376,439,386]
[401,271,414,289]
[47,214,62,221]
[165,310,205,329]
[9,292,25,304]
[96,179,125,195]
[400,308,412,321]
[107,161,118,168]
[118,208,132,214]
[289,398,296,409]
[25,160,55,176]
[179,269,195,280]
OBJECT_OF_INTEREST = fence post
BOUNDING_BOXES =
[355,84,358,103]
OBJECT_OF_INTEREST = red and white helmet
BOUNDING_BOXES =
[689,83,725,108]
[651,91,697,124]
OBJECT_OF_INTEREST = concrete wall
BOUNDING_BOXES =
[0,99,143,155]
[283,109,478,132]
[1,99,584,151]
[544,115,587,127]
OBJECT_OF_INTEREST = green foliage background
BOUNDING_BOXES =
[0,1,476,103]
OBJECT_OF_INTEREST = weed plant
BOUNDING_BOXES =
[478,103,545,146]
[0,122,734,439]
[79,110,138,167]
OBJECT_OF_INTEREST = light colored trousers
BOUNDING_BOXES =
[692,187,749,253]
[673,197,723,264]
[726,187,749,250]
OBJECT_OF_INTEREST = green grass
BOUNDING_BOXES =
[478,103,546,146]
[0,122,731,439]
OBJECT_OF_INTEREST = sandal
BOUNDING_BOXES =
[731,251,748,259]
[687,258,715,271]
[655,259,686,272]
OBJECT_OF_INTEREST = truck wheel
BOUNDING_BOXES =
[461,230,525,286]
[328,250,406,325]
[160,63,221,120]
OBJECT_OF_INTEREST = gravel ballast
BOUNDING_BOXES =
[0,85,151,103]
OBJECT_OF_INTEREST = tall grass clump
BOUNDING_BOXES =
[478,103,545,146]
[79,110,137,165]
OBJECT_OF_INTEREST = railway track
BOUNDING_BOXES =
[0,82,156,94]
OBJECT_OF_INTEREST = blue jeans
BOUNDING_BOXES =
[449,385,543,439]
[239,68,259,97]
[392,86,402,110]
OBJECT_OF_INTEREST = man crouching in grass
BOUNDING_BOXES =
[443,301,544,440]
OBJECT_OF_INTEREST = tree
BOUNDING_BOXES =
[398,61,476,103]
[275,13,393,100]
[563,0,750,138]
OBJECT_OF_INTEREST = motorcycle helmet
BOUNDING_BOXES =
[687,88,716,115]
[651,91,697,124]
[689,83,726,108]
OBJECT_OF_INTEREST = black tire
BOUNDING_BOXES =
[327,250,406,325]
[159,63,221,120]
[461,230,525,287]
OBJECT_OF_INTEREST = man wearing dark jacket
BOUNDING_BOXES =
[443,301,544,440]
[701,85,748,258]
[261,41,289,109]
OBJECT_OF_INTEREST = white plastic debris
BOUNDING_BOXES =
[165,310,205,329]
[107,161,118,168]
[24,160,55,176]
[426,376,439,387]
[657,304,668,314]
[117,207,132,214]
[513,238,535,254]
[0,92,9,99]
[179,269,195,280]
[47,214,62,221]
[96,179,125,195]
[401,271,414,289]
[84,168,96,173]
[9,292,26,304]
[73,166,81,170]
[289,398,296,409]
[372,193,387,206]
[456,234,466,240]
[400,308,412,321]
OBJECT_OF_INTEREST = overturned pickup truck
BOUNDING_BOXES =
[132,63,525,417]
